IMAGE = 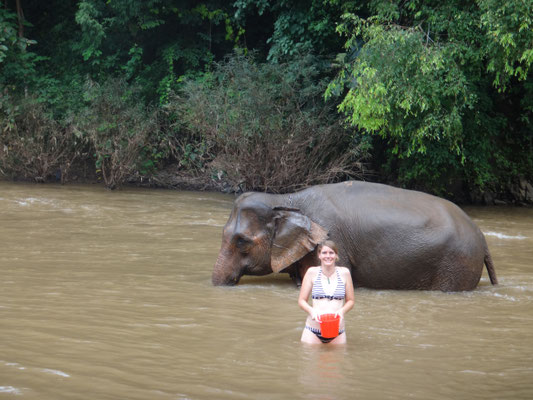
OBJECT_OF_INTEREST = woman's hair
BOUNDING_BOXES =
[317,240,339,255]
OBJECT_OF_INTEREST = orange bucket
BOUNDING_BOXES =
[319,313,340,338]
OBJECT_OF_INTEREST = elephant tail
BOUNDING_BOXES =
[484,244,498,285]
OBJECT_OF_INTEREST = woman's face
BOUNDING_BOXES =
[318,245,337,267]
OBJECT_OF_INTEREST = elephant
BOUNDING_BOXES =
[212,181,498,291]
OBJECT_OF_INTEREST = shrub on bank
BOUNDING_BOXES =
[0,93,85,182]
[172,52,370,193]
[75,79,166,189]
[0,80,170,189]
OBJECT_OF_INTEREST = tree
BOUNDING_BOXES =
[0,4,40,91]
[479,0,533,90]
[234,0,345,62]
[326,0,533,197]
[71,0,242,103]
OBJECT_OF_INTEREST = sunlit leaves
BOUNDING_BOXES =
[479,0,533,89]
[328,14,474,158]
[322,1,533,194]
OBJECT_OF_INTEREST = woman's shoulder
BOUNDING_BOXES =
[306,266,321,277]
[336,266,352,278]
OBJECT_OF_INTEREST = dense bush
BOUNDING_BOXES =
[75,79,166,189]
[0,93,84,182]
[174,53,370,193]
[0,79,171,189]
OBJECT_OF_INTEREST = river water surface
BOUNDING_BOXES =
[1,182,532,399]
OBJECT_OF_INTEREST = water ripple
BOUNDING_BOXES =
[0,386,22,395]
[484,231,527,240]
[41,368,70,377]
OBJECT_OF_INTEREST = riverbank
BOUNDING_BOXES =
[2,166,533,207]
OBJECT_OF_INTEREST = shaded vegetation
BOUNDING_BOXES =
[174,52,368,192]
[0,94,83,182]
[0,0,532,204]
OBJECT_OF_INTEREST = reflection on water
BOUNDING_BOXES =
[298,346,348,400]
[0,182,532,399]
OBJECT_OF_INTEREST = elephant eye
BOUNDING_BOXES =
[235,236,252,252]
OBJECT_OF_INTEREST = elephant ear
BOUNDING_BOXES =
[270,208,328,273]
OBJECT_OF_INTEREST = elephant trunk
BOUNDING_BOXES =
[212,244,242,286]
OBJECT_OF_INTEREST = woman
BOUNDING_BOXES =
[298,240,355,344]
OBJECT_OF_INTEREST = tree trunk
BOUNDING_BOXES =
[16,0,24,38]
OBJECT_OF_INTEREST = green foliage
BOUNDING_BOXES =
[479,0,533,90]
[328,15,475,157]
[0,8,20,63]
[327,1,533,196]
[234,0,345,62]
[73,1,106,63]
[70,0,242,104]
[0,0,531,201]
[0,7,43,91]
[174,52,369,192]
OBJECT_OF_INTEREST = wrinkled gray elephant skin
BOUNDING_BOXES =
[212,181,498,291]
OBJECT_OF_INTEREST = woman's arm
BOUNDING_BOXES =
[336,267,355,320]
[298,267,319,320]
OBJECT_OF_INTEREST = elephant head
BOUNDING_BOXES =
[212,193,328,285]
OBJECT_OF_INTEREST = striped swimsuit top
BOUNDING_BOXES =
[312,268,345,301]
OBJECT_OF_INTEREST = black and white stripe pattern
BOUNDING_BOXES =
[312,268,345,300]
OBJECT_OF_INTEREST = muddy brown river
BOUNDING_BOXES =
[1,182,532,399]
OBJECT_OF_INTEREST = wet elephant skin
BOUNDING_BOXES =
[212,181,498,291]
